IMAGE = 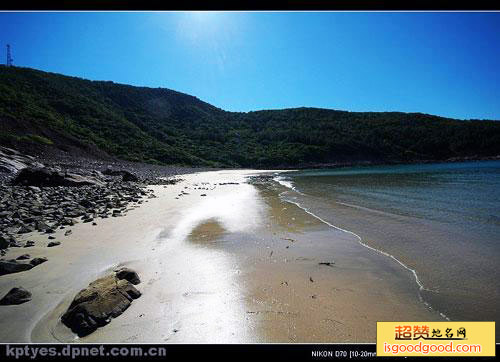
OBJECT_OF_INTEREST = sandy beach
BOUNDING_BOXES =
[0,169,443,343]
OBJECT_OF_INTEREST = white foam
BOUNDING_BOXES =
[273,175,304,195]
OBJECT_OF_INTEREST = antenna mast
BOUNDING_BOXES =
[6,44,13,66]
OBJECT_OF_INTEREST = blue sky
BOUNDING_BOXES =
[1,11,499,120]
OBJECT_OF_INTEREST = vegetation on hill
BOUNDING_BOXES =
[1,66,499,167]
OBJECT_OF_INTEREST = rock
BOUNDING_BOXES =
[0,235,9,250]
[318,261,335,267]
[0,287,32,305]
[61,272,141,336]
[79,199,94,209]
[24,240,35,248]
[12,167,105,187]
[103,169,138,182]
[16,254,30,260]
[64,230,72,236]
[200,194,207,197]
[47,241,61,247]
[0,260,34,276]
[0,164,158,242]
[17,225,34,234]
[30,257,48,266]
[115,268,141,285]
[122,172,139,182]
[0,146,43,174]
[7,236,20,247]
[35,221,50,232]
[63,218,77,226]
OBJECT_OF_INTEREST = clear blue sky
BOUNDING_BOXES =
[1,11,500,120]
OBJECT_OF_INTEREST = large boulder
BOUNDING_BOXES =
[0,260,34,276]
[30,257,48,266]
[102,168,139,182]
[0,287,32,305]
[122,172,139,182]
[12,167,105,187]
[61,270,141,336]
[0,147,44,174]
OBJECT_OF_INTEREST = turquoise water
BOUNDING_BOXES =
[276,161,500,326]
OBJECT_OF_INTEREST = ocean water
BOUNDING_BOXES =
[275,161,500,326]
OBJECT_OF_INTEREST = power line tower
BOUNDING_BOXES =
[6,44,13,66]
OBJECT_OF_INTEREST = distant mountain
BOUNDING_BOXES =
[1,66,499,167]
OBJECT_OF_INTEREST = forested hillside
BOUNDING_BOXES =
[1,66,499,167]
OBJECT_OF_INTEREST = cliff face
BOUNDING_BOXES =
[1,66,499,167]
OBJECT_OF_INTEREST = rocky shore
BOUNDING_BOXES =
[0,147,210,240]
[0,146,207,316]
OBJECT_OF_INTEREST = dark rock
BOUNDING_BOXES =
[35,221,50,232]
[30,257,48,266]
[122,172,139,182]
[0,235,9,250]
[64,230,72,236]
[47,241,61,247]
[0,287,32,305]
[0,260,34,276]
[8,236,21,247]
[115,268,141,285]
[16,254,30,260]
[61,273,141,336]
[24,240,35,248]
[103,169,138,182]
[63,218,77,226]
[13,167,105,187]
[318,261,335,267]
[79,199,94,209]
[17,225,34,234]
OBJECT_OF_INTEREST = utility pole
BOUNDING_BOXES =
[6,44,13,66]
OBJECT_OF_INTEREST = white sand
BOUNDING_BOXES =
[0,170,276,342]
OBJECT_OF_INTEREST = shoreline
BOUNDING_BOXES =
[3,144,499,186]
[272,163,500,341]
[0,169,444,343]
[279,196,449,321]
[260,155,500,171]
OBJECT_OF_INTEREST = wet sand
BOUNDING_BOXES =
[0,170,443,343]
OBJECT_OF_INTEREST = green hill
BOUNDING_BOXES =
[1,65,499,167]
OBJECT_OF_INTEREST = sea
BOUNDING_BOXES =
[275,160,500,325]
